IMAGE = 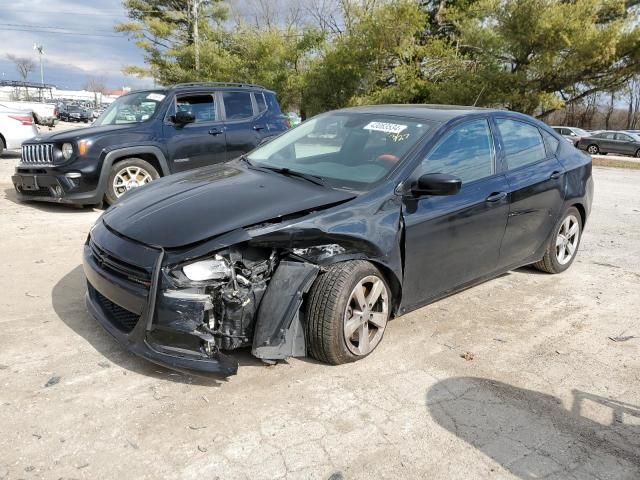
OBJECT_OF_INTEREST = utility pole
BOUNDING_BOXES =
[34,44,45,102]
[191,0,201,72]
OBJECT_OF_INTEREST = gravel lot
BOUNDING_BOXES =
[0,152,639,479]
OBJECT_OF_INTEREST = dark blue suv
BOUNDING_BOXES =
[12,82,289,206]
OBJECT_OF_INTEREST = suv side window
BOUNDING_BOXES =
[496,118,546,169]
[254,93,267,113]
[422,119,495,183]
[222,91,255,120]
[173,94,217,123]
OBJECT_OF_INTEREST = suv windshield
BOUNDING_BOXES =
[247,112,434,189]
[94,91,166,126]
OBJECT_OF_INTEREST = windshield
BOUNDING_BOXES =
[573,128,590,137]
[94,91,166,126]
[628,132,640,141]
[247,112,434,188]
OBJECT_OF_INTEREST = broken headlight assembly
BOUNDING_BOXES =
[181,255,232,282]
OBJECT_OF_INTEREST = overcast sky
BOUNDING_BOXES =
[0,0,150,90]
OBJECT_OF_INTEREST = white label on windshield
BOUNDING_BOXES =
[364,121,407,134]
[147,93,165,101]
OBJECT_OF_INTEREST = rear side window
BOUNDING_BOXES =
[222,91,254,120]
[175,94,217,123]
[254,93,267,113]
[423,119,495,183]
[496,118,546,169]
[264,92,282,114]
[615,133,632,141]
[541,129,560,156]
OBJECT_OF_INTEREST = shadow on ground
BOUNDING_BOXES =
[427,377,640,479]
[52,265,267,386]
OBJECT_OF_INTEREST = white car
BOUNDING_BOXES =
[0,105,38,156]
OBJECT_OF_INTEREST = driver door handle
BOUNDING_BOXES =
[209,128,223,136]
[486,191,507,203]
[253,124,266,131]
[550,170,563,180]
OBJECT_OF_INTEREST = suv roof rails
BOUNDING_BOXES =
[171,82,267,90]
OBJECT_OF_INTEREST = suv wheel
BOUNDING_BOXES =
[105,158,159,205]
[305,260,391,365]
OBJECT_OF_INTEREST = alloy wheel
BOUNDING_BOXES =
[555,214,580,265]
[343,275,389,356]
[587,145,598,154]
[113,166,153,198]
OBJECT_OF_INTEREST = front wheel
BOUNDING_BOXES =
[586,144,599,155]
[635,149,640,158]
[532,207,582,274]
[305,260,391,365]
[105,158,159,205]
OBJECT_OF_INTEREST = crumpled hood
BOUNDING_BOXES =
[102,164,357,248]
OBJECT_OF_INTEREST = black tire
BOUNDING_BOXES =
[105,158,160,205]
[305,260,391,365]
[586,144,599,155]
[0,137,4,157]
[532,206,583,274]
[635,149,640,158]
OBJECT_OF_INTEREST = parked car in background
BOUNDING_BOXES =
[58,105,90,123]
[12,82,289,205]
[0,105,38,156]
[82,105,593,376]
[551,126,591,146]
[577,130,640,157]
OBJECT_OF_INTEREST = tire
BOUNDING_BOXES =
[532,206,582,274]
[586,144,599,155]
[105,158,160,205]
[635,149,640,158]
[0,137,4,157]
[305,260,391,365]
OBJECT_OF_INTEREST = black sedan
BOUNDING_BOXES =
[577,130,640,157]
[83,105,593,376]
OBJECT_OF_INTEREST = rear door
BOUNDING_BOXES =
[163,92,227,172]
[614,133,637,155]
[220,90,263,159]
[401,118,510,309]
[494,117,565,267]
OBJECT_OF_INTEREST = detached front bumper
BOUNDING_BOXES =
[12,165,102,205]
[82,232,239,377]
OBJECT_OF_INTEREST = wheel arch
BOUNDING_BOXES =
[571,202,587,228]
[96,146,170,200]
[0,132,6,149]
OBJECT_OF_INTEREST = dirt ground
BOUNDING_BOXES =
[0,154,638,479]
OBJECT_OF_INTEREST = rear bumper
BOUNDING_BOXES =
[82,240,238,377]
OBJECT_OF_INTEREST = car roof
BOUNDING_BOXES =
[123,83,275,98]
[334,104,508,123]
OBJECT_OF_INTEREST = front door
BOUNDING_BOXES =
[164,93,227,172]
[401,118,509,310]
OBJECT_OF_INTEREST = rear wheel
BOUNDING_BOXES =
[305,260,391,365]
[532,207,582,274]
[635,149,640,158]
[586,144,599,155]
[0,138,4,157]
[105,158,159,205]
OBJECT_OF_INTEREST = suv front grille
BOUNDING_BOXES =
[90,240,152,288]
[91,286,140,333]
[22,144,54,164]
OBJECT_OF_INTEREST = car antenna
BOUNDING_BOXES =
[473,85,486,107]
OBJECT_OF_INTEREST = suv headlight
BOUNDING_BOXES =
[62,143,73,160]
[182,255,231,282]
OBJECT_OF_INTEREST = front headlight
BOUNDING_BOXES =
[62,143,73,160]
[182,255,231,282]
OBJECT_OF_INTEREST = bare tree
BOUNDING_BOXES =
[84,77,107,107]
[7,54,35,98]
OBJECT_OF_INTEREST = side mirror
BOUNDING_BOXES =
[174,110,195,124]
[412,173,462,196]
